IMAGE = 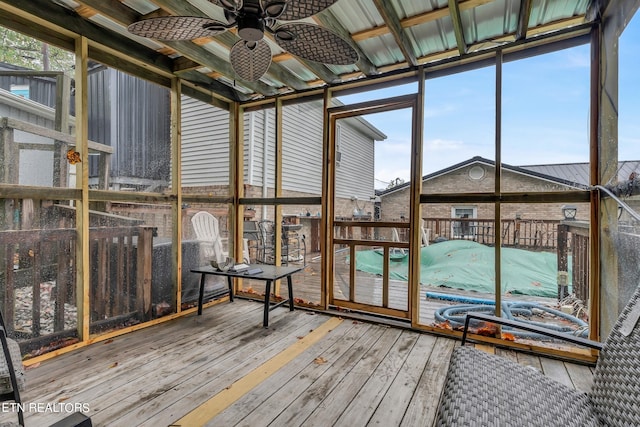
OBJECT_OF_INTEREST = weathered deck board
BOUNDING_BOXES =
[400,337,457,427]
[367,333,438,426]
[303,327,405,426]
[223,322,382,427]
[210,320,368,426]
[328,330,420,427]
[2,299,595,427]
[107,310,327,425]
[540,357,574,388]
[565,362,596,392]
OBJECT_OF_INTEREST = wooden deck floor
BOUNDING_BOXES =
[3,299,594,427]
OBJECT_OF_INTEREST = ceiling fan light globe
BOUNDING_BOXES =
[238,15,265,41]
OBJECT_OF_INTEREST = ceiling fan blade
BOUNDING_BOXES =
[275,23,358,65]
[262,0,337,21]
[230,40,272,81]
[128,17,228,40]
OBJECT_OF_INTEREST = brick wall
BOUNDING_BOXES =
[381,163,590,223]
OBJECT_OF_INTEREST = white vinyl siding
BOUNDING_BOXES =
[180,98,377,198]
[244,108,276,189]
[335,121,375,200]
[180,95,230,186]
[282,102,323,195]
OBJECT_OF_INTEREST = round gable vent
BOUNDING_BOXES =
[468,165,485,180]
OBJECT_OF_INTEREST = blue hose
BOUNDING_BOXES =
[431,293,588,339]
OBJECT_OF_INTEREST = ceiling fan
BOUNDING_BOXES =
[127,0,358,82]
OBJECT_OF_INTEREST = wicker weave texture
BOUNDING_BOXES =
[0,337,25,394]
[435,346,599,427]
[589,284,640,426]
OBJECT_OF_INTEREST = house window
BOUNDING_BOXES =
[452,207,477,238]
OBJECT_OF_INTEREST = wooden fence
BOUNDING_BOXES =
[0,226,153,340]
[558,222,590,303]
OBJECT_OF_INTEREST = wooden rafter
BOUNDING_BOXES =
[516,0,533,41]
[353,0,492,42]
[313,9,379,77]
[448,0,467,55]
[372,0,418,67]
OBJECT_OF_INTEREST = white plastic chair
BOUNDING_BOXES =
[191,211,250,264]
[390,227,408,259]
[421,219,430,246]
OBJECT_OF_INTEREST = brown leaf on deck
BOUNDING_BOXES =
[109,362,118,368]
[313,357,327,365]
[434,320,452,330]
[502,332,516,341]
[476,322,499,336]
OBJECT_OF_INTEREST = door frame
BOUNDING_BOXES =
[323,92,423,323]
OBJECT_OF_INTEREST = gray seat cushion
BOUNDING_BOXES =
[589,286,640,426]
[435,346,600,427]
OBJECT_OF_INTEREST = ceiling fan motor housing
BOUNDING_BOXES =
[237,14,264,41]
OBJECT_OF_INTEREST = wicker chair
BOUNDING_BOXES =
[435,283,640,426]
[0,310,26,426]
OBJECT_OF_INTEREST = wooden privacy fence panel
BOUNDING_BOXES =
[557,223,590,303]
[0,226,154,339]
[89,226,154,323]
[572,234,589,302]
[0,228,76,336]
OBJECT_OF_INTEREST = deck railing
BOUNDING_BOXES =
[424,217,562,250]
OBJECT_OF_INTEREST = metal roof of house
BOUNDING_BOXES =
[0,0,606,103]
[519,161,640,187]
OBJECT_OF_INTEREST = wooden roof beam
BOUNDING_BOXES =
[448,0,468,55]
[372,0,418,67]
[353,0,492,42]
[516,0,533,41]
[313,9,379,77]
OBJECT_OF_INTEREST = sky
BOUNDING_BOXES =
[335,14,640,190]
